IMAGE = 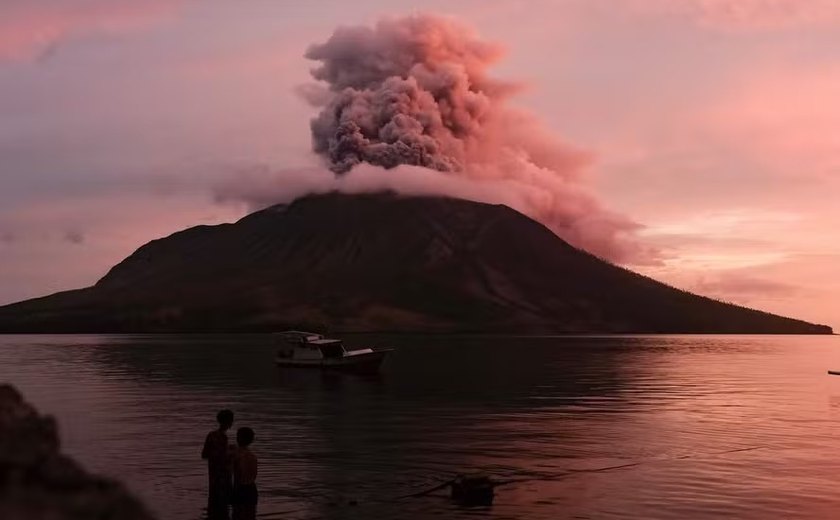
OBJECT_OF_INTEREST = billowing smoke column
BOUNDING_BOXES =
[300,14,656,264]
[305,15,505,174]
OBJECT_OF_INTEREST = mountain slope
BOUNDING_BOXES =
[0,192,831,334]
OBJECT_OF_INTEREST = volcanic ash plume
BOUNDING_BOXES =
[301,15,657,264]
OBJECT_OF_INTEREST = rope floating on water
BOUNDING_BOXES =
[492,445,767,487]
[252,445,768,519]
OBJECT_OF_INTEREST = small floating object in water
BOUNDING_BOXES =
[828,370,840,376]
[451,473,495,507]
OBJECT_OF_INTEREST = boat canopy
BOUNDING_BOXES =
[306,338,344,358]
[277,330,323,343]
[276,331,349,358]
[317,342,345,358]
[308,339,342,345]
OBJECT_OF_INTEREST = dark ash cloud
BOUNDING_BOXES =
[291,14,659,264]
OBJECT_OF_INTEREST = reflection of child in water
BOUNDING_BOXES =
[231,427,258,520]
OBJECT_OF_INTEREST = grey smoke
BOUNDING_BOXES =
[290,15,658,263]
[304,15,502,174]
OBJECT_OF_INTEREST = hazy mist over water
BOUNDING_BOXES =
[1,334,840,519]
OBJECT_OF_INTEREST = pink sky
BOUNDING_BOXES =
[0,0,837,327]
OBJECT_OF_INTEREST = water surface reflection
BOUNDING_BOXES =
[0,334,838,519]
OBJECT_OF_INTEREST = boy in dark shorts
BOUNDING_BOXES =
[232,427,258,520]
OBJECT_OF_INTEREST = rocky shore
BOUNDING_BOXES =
[0,384,154,520]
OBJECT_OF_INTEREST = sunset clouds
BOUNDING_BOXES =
[700,64,840,178]
[0,190,241,305]
[0,0,837,326]
[635,0,840,30]
[0,0,186,62]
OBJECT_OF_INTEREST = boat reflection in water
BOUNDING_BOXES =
[274,331,393,374]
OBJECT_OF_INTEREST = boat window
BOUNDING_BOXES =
[319,343,344,358]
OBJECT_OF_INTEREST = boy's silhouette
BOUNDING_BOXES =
[201,409,234,519]
[231,427,258,520]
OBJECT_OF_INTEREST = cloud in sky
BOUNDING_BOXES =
[639,208,803,272]
[699,64,840,179]
[215,163,648,266]
[63,230,85,245]
[690,0,840,30]
[619,0,840,31]
[0,189,242,305]
[640,209,803,239]
[634,206,838,324]
[694,271,798,300]
[0,0,186,62]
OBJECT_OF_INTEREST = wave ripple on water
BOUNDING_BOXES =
[1,334,839,519]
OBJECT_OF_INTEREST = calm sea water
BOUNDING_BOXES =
[1,334,840,519]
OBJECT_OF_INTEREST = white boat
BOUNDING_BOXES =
[274,331,393,373]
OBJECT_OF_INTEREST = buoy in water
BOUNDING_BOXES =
[451,473,495,507]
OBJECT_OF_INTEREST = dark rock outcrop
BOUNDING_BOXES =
[0,192,832,334]
[0,384,154,520]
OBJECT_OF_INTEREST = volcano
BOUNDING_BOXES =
[0,193,831,334]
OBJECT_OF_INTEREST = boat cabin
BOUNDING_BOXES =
[276,331,347,360]
[308,339,346,359]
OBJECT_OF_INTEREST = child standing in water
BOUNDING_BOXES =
[232,427,258,520]
[201,409,234,519]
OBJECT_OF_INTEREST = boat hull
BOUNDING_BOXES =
[275,349,391,374]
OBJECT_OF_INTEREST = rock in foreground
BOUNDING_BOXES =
[0,384,154,520]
